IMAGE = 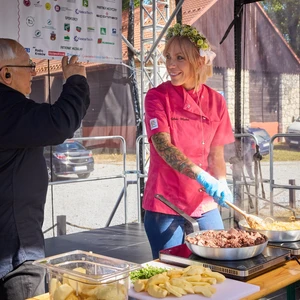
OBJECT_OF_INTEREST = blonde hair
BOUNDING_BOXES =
[163,36,213,92]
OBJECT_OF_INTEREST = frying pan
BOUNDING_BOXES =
[239,219,300,242]
[155,194,268,260]
[238,192,300,242]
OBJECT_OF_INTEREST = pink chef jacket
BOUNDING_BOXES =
[143,81,235,217]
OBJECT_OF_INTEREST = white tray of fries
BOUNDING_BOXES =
[128,261,259,300]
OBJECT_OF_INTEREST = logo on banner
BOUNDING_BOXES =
[60,46,83,51]
[65,16,78,21]
[54,5,60,12]
[100,28,106,35]
[23,0,31,7]
[26,16,35,27]
[34,1,42,8]
[64,24,70,32]
[34,30,42,38]
[96,14,117,20]
[87,27,95,32]
[76,26,82,32]
[34,48,46,56]
[111,28,117,36]
[75,9,93,15]
[48,51,65,57]
[64,35,70,41]
[97,39,114,45]
[82,0,88,7]
[96,39,114,45]
[43,19,56,30]
[58,6,72,12]
[97,6,117,11]
[50,32,56,40]
[45,3,51,10]
[74,36,93,42]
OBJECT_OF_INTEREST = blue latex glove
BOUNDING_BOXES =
[196,171,232,208]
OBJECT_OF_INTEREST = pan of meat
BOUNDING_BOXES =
[239,218,300,242]
[155,194,268,260]
[185,229,268,260]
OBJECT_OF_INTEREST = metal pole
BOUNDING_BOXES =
[289,179,296,209]
[57,215,66,236]
[232,0,244,224]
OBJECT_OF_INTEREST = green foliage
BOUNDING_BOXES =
[122,0,152,10]
[166,24,210,50]
[262,0,300,57]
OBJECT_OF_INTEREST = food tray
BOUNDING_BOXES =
[33,250,142,300]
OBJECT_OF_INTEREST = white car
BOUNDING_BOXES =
[286,116,300,148]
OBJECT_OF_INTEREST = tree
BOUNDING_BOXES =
[122,0,152,10]
[262,0,300,57]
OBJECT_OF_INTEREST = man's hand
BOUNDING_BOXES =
[62,55,86,80]
[196,171,233,208]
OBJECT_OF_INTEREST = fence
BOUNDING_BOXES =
[44,133,300,237]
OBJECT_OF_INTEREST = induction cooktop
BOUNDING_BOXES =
[159,244,291,281]
[269,241,300,255]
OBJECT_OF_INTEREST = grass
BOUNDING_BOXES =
[93,153,137,163]
[92,143,300,163]
[264,143,300,161]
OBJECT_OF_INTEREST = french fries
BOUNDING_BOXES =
[133,265,226,298]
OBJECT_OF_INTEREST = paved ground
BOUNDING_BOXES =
[43,160,140,238]
[43,160,300,238]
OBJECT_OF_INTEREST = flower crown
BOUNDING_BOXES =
[166,23,216,65]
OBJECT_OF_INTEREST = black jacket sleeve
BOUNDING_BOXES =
[0,75,90,148]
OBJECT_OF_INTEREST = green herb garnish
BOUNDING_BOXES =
[130,264,168,283]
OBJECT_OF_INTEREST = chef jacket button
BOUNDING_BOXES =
[202,117,206,120]
[186,104,190,108]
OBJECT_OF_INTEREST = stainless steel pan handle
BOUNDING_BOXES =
[155,194,199,233]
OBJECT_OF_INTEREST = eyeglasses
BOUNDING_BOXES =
[0,60,36,72]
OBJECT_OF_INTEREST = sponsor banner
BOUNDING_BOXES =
[0,0,122,64]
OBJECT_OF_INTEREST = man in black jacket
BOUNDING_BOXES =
[0,38,90,300]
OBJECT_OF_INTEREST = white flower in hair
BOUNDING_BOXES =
[199,49,216,65]
[166,23,216,65]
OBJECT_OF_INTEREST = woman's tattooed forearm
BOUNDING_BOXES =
[152,133,196,179]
